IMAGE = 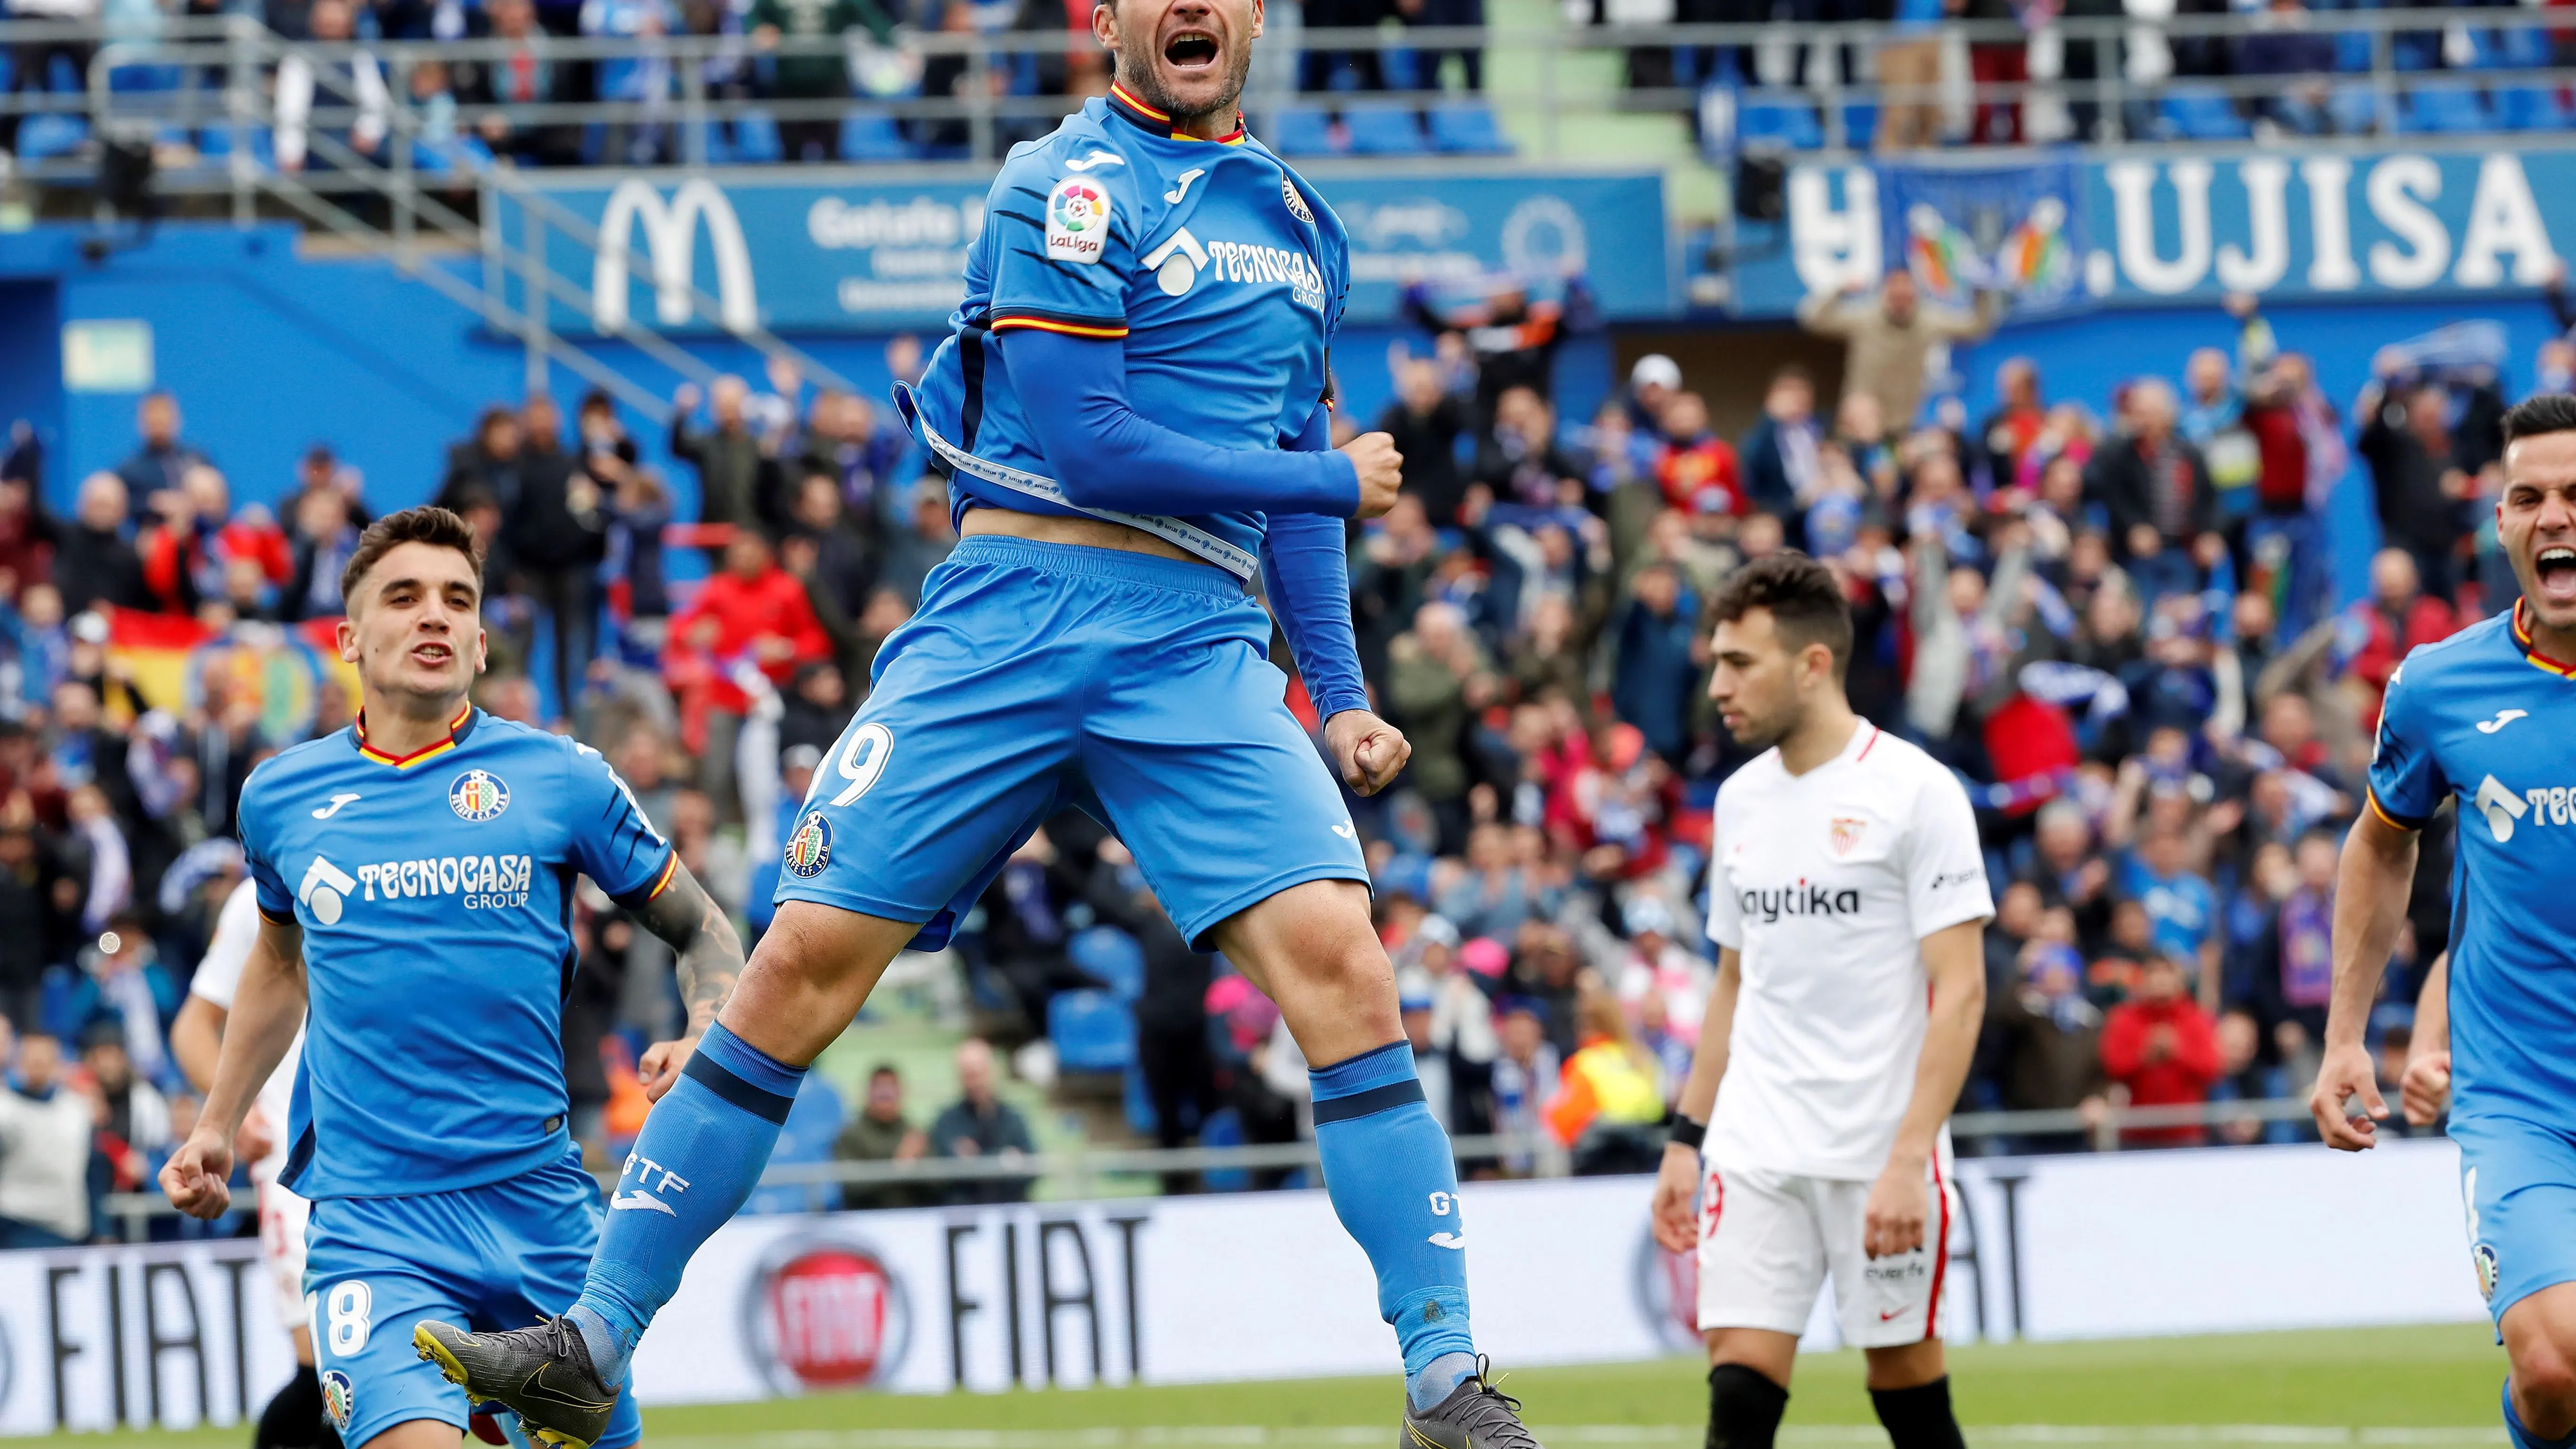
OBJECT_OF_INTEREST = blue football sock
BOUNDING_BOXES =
[1309,1040,1476,1403]
[569,1022,805,1386]
[2507,1379,2576,1449]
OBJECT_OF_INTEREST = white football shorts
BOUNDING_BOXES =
[258,1172,313,1330]
[1695,1150,1957,1348]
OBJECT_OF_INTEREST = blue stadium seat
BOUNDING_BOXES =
[2391,31,2443,71]
[196,125,275,168]
[1427,101,1511,154]
[2499,83,2576,129]
[838,108,915,161]
[2159,84,2251,140]
[1049,989,1136,1074]
[2475,25,2551,70]
[2332,30,2372,72]
[1379,47,1423,91]
[16,114,88,161]
[731,110,782,163]
[1837,100,1878,147]
[1266,105,1338,154]
[107,63,184,93]
[1736,97,1823,150]
[45,52,77,92]
[1068,925,1145,1002]
[1342,105,1426,154]
[2328,83,2381,134]
[2400,86,2492,133]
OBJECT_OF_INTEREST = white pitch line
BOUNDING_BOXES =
[648,1426,2508,1449]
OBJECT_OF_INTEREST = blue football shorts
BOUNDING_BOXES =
[776,534,1369,950]
[302,1150,642,1449]
[2452,1110,2576,1329]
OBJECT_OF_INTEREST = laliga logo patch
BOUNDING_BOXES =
[1045,177,1112,266]
[449,769,511,823]
[784,812,834,878]
[2475,1241,2501,1300]
[320,1370,355,1432]
[1281,174,1313,225]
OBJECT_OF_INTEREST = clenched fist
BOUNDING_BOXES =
[1338,432,1404,519]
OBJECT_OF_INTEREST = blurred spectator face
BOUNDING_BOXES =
[78,472,127,531]
[84,1035,131,1091]
[483,675,539,724]
[956,1038,997,1109]
[53,680,98,731]
[864,1068,904,1122]
[1997,880,2043,940]
[1766,372,1813,424]
[2540,340,2576,394]
[224,556,267,612]
[138,394,180,449]
[1739,511,1784,561]
[2068,530,2110,584]
[478,410,523,461]
[1397,358,1444,413]
[2260,692,2313,756]
[613,726,667,790]
[1499,1007,1544,1065]
[725,531,775,580]
[2251,840,2295,901]
[523,394,563,449]
[2129,380,2178,442]
[2084,583,2139,645]
[2111,900,2152,953]
[579,395,623,450]
[2233,590,2276,647]
[19,584,59,629]
[2139,954,2188,1002]
[182,465,230,521]
[1402,1002,1433,1051]
[860,588,914,639]
[1911,450,1963,505]
[1631,354,1681,414]
[1836,391,1884,444]
[798,664,845,709]
[2404,386,2448,446]
[1659,392,1710,443]
[2036,802,2090,870]
[2185,348,2230,405]
[710,376,749,428]
[1999,359,2039,410]
[297,488,350,543]
[2370,547,2421,608]
[671,789,715,845]
[2217,1010,2259,1075]
[15,1032,61,1091]
[310,0,353,38]
[490,0,535,37]
[411,56,450,100]
[794,475,841,530]
[1632,565,1680,619]
[2294,833,2337,892]
[1945,565,1986,618]
[1880,269,1918,324]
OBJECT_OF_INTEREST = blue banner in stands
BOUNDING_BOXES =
[1875,157,2089,318]
[1721,147,2576,319]
[509,168,1674,335]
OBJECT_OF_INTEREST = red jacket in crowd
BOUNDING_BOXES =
[666,564,829,717]
[2348,592,2459,731]
[2099,994,2225,1147]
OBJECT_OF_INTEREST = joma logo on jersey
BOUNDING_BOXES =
[351,853,536,910]
[1739,881,1863,923]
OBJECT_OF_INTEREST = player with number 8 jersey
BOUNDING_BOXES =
[161,507,750,1449]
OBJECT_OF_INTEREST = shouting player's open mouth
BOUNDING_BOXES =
[1161,27,1221,71]
[411,639,456,670]
[2540,546,2576,607]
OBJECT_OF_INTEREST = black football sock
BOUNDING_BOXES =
[1870,1375,1969,1449]
[253,1364,326,1449]
[1707,1362,1790,1449]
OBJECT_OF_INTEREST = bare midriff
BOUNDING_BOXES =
[958,502,1208,568]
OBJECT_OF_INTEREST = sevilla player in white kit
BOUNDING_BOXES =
[171,879,343,1449]
[1649,554,1992,1449]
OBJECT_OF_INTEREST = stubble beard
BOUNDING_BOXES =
[1113,35,1252,128]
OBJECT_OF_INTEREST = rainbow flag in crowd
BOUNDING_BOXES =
[103,608,363,739]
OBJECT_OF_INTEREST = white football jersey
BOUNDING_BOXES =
[1705,720,1994,1179]
[189,878,303,1178]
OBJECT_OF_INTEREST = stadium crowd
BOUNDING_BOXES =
[0,261,2523,1244]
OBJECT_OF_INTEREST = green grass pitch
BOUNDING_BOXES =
[27,1324,2512,1449]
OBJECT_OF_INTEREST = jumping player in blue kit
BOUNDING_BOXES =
[417,0,1540,1444]
[161,507,750,1449]
[2310,396,2576,1449]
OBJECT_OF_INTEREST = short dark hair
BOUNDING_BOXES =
[2506,393,2576,446]
[341,505,486,607]
[1711,550,1853,678]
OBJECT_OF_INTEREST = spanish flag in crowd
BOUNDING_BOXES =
[101,608,364,737]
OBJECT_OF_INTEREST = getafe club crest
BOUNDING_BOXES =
[1830,816,1867,857]
[449,769,511,822]
[320,1370,355,1431]
[1281,174,1314,225]
[2476,1241,2501,1300]
[1046,177,1112,265]
[784,812,834,879]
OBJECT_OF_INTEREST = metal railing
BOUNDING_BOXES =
[6,3,2574,185]
[91,1096,2342,1238]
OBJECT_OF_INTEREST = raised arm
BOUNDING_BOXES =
[626,861,748,1101]
[161,914,306,1219]
[1264,400,1410,794]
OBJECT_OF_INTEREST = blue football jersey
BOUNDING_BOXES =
[903,82,1352,564]
[2369,602,2576,1125]
[237,707,674,1199]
